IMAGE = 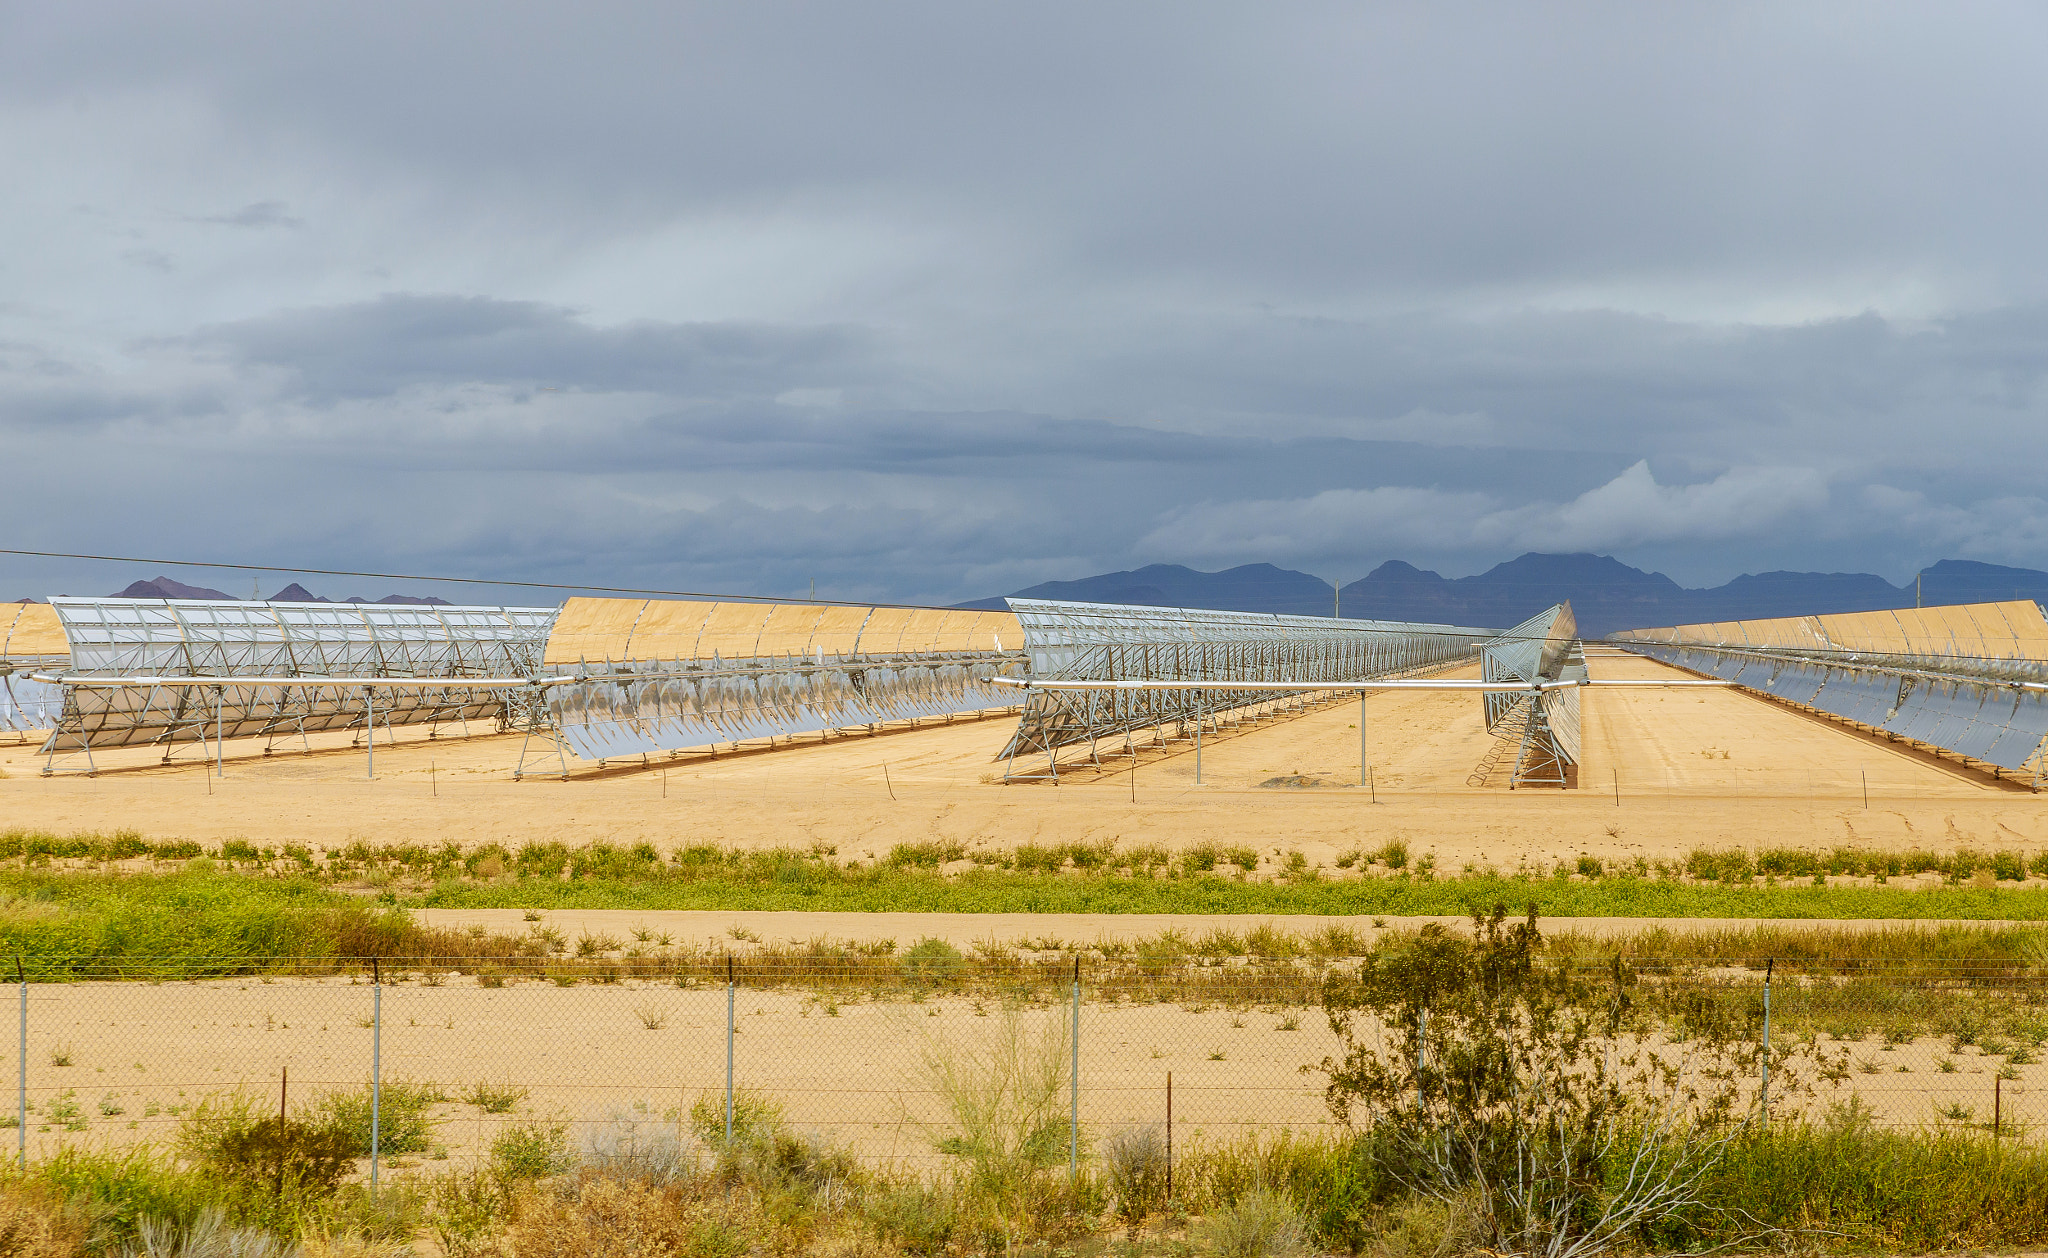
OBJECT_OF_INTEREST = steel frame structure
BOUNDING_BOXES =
[1618,632,2048,777]
[1475,604,1584,788]
[36,598,557,773]
[539,648,1027,765]
[0,603,66,739]
[996,599,1496,780]
[521,597,1030,775]
[0,661,65,738]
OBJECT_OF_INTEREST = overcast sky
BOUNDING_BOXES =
[7,3,2048,605]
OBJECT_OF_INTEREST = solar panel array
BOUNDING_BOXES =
[1616,600,2048,774]
[998,599,1495,766]
[1475,603,1582,787]
[39,598,557,761]
[0,603,67,734]
[539,598,1026,760]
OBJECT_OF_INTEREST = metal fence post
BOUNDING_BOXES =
[1417,1006,1429,1111]
[1760,958,1773,1129]
[1069,957,1080,1177]
[15,956,24,1168]
[733,954,741,1155]
[370,958,382,1190]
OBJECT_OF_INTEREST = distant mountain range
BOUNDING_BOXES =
[107,577,450,606]
[44,556,2048,637]
[956,554,2048,638]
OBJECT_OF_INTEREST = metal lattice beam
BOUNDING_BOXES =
[540,648,1026,760]
[1477,604,1584,788]
[1619,635,2048,774]
[998,599,1499,770]
[38,598,557,771]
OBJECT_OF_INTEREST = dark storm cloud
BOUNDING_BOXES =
[6,3,2048,603]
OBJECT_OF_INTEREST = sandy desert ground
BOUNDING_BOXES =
[7,652,2040,1176]
[1,653,2039,871]
[8,973,2033,1170]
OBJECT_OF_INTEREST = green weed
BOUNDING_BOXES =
[461,1081,528,1114]
[491,1116,572,1179]
[314,1079,446,1155]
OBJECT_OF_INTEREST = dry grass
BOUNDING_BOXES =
[506,1176,701,1257]
[501,1167,869,1258]
[0,1179,88,1258]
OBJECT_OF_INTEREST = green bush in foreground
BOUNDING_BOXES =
[18,1084,2048,1255]
[314,1080,447,1157]
[1682,1114,2048,1252]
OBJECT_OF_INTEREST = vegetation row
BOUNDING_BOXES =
[15,828,2048,887]
[10,910,2048,1257]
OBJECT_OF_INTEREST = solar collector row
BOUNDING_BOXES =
[541,598,1026,760]
[1629,641,2048,772]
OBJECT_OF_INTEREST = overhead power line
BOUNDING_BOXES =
[0,546,1571,641]
[3,547,2037,660]
[0,547,936,611]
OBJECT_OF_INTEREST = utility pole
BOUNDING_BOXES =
[1917,572,1922,609]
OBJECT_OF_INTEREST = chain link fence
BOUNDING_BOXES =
[6,955,2047,1178]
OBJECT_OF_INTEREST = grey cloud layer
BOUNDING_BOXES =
[5,4,2048,602]
[189,295,873,401]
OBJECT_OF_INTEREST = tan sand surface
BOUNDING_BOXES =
[2,653,2040,869]
[0,600,65,657]
[10,977,1346,1169]
[544,597,1023,664]
[10,976,2035,1171]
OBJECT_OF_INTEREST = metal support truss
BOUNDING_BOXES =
[994,673,1725,785]
[541,648,1028,761]
[1620,635,2048,775]
[507,683,570,781]
[997,599,1500,778]
[35,598,557,773]
[0,658,65,743]
[1476,603,1583,788]
[1613,602,2048,777]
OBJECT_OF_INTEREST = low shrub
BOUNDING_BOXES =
[1175,1131,1389,1253]
[492,1118,573,1180]
[461,1081,527,1114]
[28,1146,226,1248]
[864,1182,955,1255]
[586,1103,694,1185]
[1201,1187,1312,1258]
[901,937,964,985]
[314,1079,445,1156]
[0,1178,90,1258]
[1667,1115,2048,1252]
[887,841,964,868]
[504,1176,744,1258]
[120,1207,295,1258]
[1102,1124,1168,1229]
